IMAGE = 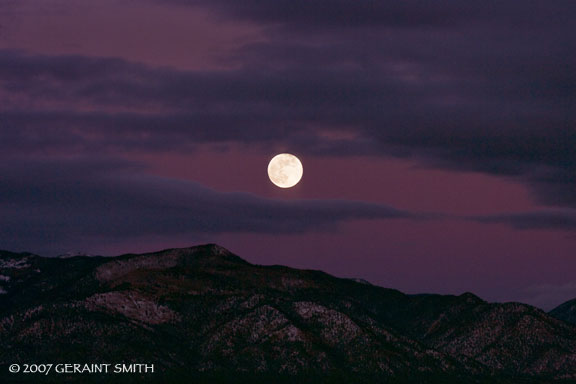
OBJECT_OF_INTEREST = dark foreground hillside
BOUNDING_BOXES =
[1,244,575,383]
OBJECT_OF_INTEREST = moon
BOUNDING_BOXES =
[267,153,303,188]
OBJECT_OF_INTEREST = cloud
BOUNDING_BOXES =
[0,156,419,254]
[0,50,392,155]
[155,0,553,30]
[0,1,575,223]
[473,209,576,230]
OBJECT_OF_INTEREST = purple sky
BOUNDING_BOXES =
[1,0,575,309]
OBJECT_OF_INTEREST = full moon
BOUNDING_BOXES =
[267,153,303,188]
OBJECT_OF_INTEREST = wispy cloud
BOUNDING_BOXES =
[0,156,424,254]
[471,209,576,230]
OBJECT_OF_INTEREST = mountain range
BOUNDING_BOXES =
[1,244,575,383]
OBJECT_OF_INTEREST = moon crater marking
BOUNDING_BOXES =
[267,153,303,188]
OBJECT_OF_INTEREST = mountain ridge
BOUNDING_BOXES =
[1,244,576,383]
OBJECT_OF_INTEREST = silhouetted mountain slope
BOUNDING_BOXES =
[551,298,576,325]
[1,244,575,383]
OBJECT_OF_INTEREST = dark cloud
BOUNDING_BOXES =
[0,156,418,254]
[160,0,566,30]
[0,1,575,226]
[473,210,576,230]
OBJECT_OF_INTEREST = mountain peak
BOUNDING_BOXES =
[202,243,234,255]
[458,292,484,304]
[94,243,247,283]
[150,243,248,265]
[549,298,576,325]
